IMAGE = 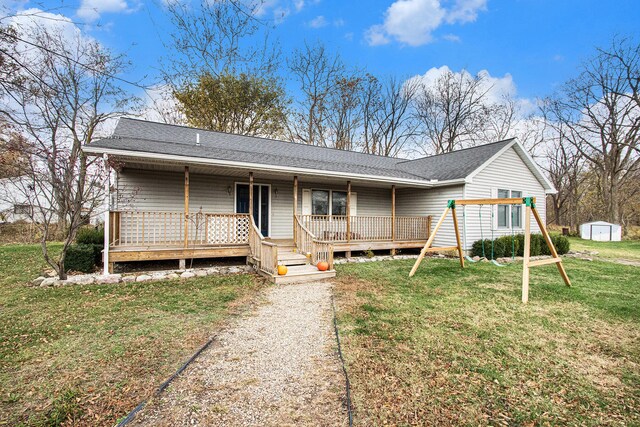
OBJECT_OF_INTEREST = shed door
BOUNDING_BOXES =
[591,224,612,241]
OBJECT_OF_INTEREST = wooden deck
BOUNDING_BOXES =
[105,210,430,283]
[109,244,250,263]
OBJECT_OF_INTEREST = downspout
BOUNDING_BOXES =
[462,183,467,253]
[103,153,110,275]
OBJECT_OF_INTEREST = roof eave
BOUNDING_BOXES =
[83,145,436,187]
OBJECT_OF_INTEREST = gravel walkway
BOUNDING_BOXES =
[130,281,347,426]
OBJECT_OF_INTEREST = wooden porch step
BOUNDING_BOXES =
[278,252,309,266]
[271,265,336,285]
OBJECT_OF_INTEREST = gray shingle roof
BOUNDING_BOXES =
[88,118,515,183]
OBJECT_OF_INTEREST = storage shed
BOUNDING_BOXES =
[580,221,622,242]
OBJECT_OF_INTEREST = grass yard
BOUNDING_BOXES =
[0,244,262,426]
[568,237,640,262]
[335,257,640,426]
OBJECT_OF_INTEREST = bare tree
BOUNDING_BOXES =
[0,23,137,279]
[162,0,280,87]
[412,69,496,155]
[361,75,418,157]
[327,75,364,150]
[287,41,344,146]
[545,38,640,224]
[541,128,586,230]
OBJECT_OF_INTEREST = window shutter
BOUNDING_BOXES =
[302,189,311,215]
[350,192,357,216]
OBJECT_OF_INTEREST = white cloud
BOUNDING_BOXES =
[366,0,487,46]
[442,33,461,42]
[7,8,85,55]
[365,24,390,46]
[76,0,138,22]
[294,0,305,11]
[445,0,487,24]
[308,15,327,28]
[408,66,517,105]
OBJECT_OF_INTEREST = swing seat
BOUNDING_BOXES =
[491,259,506,267]
[465,255,478,263]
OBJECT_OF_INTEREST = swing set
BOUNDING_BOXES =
[409,197,571,303]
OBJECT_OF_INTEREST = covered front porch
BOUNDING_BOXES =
[103,160,432,280]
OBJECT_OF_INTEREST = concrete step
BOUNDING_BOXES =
[271,265,336,285]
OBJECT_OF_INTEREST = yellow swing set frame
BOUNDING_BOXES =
[409,197,571,303]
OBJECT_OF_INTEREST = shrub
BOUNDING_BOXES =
[552,234,570,255]
[76,227,104,245]
[76,227,104,265]
[65,244,96,273]
[471,233,570,258]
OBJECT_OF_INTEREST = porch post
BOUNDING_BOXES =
[391,185,396,256]
[346,180,351,258]
[249,172,254,224]
[184,166,189,248]
[102,154,111,275]
[293,175,298,244]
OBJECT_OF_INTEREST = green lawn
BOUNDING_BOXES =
[335,257,640,426]
[0,244,262,426]
[568,237,640,262]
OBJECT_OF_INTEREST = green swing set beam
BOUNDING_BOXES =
[409,197,571,303]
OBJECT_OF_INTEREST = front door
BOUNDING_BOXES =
[236,183,270,237]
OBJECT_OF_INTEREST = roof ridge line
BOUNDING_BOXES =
[93,135,408,175]
[117,117,410,162]
[395,138,516,165]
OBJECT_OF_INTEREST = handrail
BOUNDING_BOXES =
[248,215,278,275]
[295,215,334,270]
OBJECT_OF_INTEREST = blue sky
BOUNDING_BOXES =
[7,0,640,102]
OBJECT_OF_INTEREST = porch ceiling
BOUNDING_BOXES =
[114,155,429,189]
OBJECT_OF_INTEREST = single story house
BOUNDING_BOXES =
[83,118,555,283]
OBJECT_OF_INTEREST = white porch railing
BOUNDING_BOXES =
[110,211,250,247]
[298,215,431,242]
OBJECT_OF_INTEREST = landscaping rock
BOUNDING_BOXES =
[122,275,136,283]
[195,269,208,277]
[206,268,220,275]
[96,274,121,284]
[67,274,96,285]
[40,277,59,287]
[166,273,180,280]
[228,266,242,274]
[32,276,46,286]
[181,271,196,279]
[136,274,153,282]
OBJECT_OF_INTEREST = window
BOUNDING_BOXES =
[312,190,329,215]
[497,189,509,228]
[13,204,31,215]
[332,191,347,216]
[310,189,352,216]
[511,191,522,228]
[496,189,522,229]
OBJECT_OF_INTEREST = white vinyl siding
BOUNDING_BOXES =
[396,185,464,248]
[463,147,546,250]
[117,170,392,239]
[116,169,295,239]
